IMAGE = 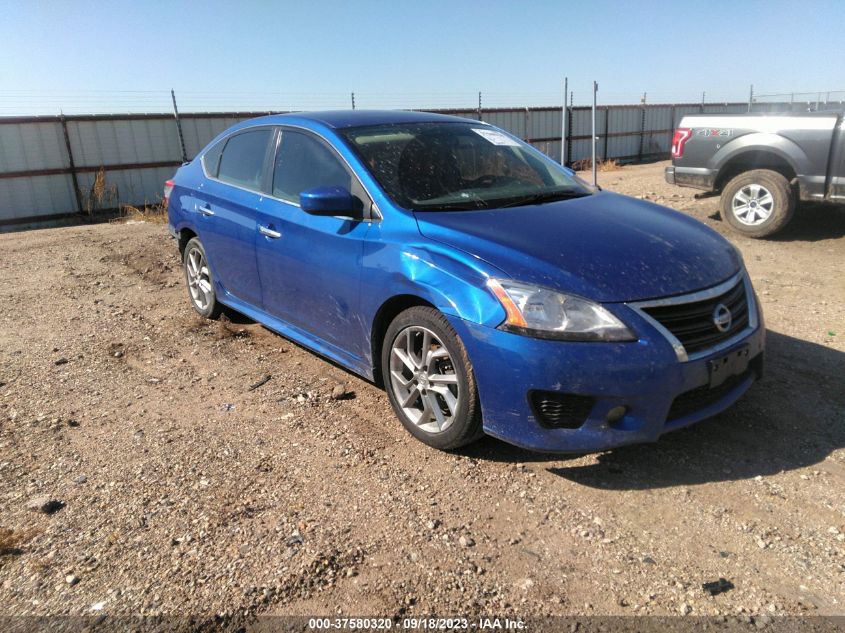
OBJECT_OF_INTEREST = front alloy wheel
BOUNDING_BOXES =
[389,326,459,433]
[382,307,482,449]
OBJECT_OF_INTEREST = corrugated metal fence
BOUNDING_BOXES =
[0,100,818,229]
[0,112,260,229]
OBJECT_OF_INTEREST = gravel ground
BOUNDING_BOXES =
[0,161,843,626]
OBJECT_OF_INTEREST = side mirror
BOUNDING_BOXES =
[299,186,362,219]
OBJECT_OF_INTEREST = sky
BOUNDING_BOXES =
[0,0,843,114]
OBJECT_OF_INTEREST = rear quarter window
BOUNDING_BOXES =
[217,129,273,190]
[202,138,226,178]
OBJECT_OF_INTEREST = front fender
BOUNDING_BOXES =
[361,236,507,327]
[358,236,509,376]
[386,244,507,326]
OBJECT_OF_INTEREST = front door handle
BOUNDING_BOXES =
[198,205,215,217]
[258,225,281,239]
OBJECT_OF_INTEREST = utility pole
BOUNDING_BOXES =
[561,77,568,165]
[591,81,598,187]
[568,90,574,169]
[747,84,754,112]
[351,92,356,110]
[477,91,482,121]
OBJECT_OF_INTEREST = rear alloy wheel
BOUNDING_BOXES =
[720,169,795,238]
[382,307,482,450]
[732,183,775,225]
[183,237,222,319]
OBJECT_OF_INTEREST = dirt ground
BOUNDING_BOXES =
[1,161,843,626]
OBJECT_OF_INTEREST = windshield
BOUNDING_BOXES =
[339,121,593,211]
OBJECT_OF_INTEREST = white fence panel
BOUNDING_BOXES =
[2,100,804,228]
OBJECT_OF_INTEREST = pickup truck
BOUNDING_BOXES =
[665,112,845,237]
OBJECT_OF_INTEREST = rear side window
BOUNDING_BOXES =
[272,130,352,203]
[217,129,273,190]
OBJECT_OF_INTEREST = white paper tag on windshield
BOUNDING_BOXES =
[471,128,521,146]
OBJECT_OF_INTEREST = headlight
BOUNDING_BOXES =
[487,279,635,341]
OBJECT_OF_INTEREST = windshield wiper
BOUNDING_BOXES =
[499,189,590,208]
[414,199,488,211]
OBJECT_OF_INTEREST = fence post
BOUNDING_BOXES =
[638,92,647,162]
[669,105,676,150]
[603,106,609,160]
[591,81,598,186]
[171,90,188,163]
[560,77,567,165]
[60,114,83,214]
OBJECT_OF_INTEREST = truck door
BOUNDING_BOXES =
[830,117,845,201]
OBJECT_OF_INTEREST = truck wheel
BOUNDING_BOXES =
[720,169,795,238]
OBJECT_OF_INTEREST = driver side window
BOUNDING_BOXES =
[272,129,352,203]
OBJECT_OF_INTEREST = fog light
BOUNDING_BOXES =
[605,406,628,424]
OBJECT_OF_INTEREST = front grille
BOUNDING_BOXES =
[666,370,750,422]
[642,278,750,355]
[529,391,595,429]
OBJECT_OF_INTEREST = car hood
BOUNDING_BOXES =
[414,191,741,303]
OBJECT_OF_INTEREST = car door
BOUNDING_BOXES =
[255,127,373,358]
[194,127,274,308]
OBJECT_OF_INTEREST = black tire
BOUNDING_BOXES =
[182,237,223,319]
[381,307,483,450]
[720,169,795,238]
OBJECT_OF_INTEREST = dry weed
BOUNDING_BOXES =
[82,167,119,213]
[0,527,38,561]
[572,158,621,172]
[117,201,168,224]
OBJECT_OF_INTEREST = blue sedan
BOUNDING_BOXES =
[166,110,764,453]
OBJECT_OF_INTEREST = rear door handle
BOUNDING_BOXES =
[258,225,281,239]
[198,205,215,217]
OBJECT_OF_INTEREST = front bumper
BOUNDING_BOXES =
[448,310,764,453]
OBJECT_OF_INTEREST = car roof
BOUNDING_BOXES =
[251,109,479,129]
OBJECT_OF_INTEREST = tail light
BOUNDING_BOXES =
[163,179,175,206]
[671,128,692,158]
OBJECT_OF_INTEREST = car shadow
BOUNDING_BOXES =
[220,297,844,487]
[222,307,257,325]
[464,330,845,488]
